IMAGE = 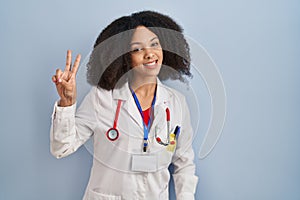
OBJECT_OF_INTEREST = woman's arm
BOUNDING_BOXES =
[50,87,97,159]
[50,50,95,158]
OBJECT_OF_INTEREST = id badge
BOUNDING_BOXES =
[131,154,157,172]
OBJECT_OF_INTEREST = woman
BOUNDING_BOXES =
[51,10,198,200]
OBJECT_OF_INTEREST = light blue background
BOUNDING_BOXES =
[1,0,299,199]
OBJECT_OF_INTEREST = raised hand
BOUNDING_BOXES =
[52,50,81,107]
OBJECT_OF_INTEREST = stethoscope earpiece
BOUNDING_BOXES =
[156,137,169,146]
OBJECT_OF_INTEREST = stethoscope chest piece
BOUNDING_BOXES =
[106,128,119,141]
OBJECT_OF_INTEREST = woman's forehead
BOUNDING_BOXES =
[131,26,159,44]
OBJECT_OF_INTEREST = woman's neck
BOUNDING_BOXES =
[130,77,157,97]
[130,77,157,110]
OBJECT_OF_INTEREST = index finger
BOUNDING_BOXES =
[64,50,72,71]
[71,54,81,75]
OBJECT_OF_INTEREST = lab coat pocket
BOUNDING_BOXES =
[88,189,121,200]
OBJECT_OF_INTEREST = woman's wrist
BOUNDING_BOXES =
[58,98,75,107]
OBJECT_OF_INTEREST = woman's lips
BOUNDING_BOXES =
[143,60,158,68]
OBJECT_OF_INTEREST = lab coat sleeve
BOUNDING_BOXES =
[172,96,198,200]
[50,87,97,159]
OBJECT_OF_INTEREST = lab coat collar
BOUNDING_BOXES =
[112,78,172,104]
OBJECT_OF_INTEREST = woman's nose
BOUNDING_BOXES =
[144,48,155,59]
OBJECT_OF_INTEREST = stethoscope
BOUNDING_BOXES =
[106,88,173,152]
[106,99,122,141]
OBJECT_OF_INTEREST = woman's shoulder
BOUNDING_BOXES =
[84,86,113,107]
[159,81,186,101]
[90,86,111,94]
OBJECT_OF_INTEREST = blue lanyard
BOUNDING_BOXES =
[130,86,157,152]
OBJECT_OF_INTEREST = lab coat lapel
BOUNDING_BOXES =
[112,82,143,130]
[126,95,144,129]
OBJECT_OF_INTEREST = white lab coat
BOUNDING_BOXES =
[50,79,198,200]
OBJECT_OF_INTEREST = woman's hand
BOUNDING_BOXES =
[52,50,81,107]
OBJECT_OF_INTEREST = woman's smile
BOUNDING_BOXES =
[143,59,158,68]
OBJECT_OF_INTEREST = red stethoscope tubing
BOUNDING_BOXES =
[113,100,122,129]
[106,100,122,141]
[155,108,170,145]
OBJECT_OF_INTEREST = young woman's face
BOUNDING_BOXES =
[130,26,163,79]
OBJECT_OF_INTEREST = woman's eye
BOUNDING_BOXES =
[151,42,160,47]
[131,47,143,52]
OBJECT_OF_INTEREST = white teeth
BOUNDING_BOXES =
[144,61,156,66]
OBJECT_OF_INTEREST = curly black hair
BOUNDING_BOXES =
[87,10,192,90]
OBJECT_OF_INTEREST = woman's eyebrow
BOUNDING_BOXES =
[150,36,158,42]
[130,37,159,46]
[130,42,141,46]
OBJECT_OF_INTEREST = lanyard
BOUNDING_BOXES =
[131,87,157,152]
